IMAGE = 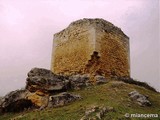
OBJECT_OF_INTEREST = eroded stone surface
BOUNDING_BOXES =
[0,67,110,114]
[26,91,49,107]
[69,74,90,90]
[0,90,34,113]
[26,68,70,93]
[48,92,81,108]
[51,18,130,78]
[94,75,107,85]
[0,68,83,113]
[69,74,107,89]
[129,90,151,106]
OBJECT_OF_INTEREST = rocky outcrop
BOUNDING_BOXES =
[129,90,151,106]
[26,68,70,93]
[0,68,109,113]
[25,68,72,107]
[26,68,107,91]
[0,68,82,113]
[25,68,107,108]
[0,90,33,113]
[48,92,81,108]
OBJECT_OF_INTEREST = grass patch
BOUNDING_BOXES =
[117,77,158,92]
[0,80,160,120]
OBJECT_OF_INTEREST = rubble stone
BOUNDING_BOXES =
[129,90,151,106]
[48,92,81,108]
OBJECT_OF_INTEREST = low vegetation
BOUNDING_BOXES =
[117,77,157,92]
[0,80,160,120]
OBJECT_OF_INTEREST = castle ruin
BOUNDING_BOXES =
[51,18,130,78]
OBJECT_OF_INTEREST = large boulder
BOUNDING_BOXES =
[48,92,81,108]
[26,68,86,108]
[26,68,108,92]
[0,90,34,113]
[26,68,70,93]
[0,89,81,113]
[27,67,53,77]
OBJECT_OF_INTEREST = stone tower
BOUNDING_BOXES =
[51,18,130,78]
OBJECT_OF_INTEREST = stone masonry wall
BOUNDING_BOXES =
[92,27,130,77]
[51,25,95,75]
[51,18,130,78]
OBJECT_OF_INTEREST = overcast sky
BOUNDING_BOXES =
[0,0,159,96]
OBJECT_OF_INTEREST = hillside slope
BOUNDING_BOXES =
[0,80,160,120]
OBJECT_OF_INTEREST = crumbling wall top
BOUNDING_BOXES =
[54,18,129,39]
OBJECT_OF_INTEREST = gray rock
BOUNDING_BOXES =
[129,90,151,106]
[0,68,110,114]
[48,92,81,107]
[81,105,114,120]
[0,90,33,113]
[26,68,70,93]
[27,68,109,92]
[69,74,108,89]
[94,75,107,85]
[69,74,90,90]
[27,67,53,77]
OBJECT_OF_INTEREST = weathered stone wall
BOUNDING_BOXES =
[51,25,95,75]
[51,18,130,78]
[93,27,130,77]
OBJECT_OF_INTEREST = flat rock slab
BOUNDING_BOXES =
[26,68,70,93]
[129,90,151,106]
[48,92,81,108]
